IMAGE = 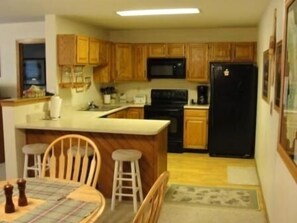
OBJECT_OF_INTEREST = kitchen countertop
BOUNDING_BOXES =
[184,104,209,109]
[15,104,170,135]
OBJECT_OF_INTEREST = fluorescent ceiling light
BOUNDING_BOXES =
[116,8,200,16]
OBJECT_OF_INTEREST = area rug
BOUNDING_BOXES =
[227,166,259,185]
[165,184,259,210]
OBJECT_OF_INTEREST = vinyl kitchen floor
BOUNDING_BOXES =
[167,152,267,212]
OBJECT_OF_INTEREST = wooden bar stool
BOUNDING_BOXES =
[111,149,144,212]
[22,143,49,178]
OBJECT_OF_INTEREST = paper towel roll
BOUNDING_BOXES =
[50,95,62,120]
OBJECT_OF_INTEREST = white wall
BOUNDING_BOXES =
[256,0,297,222]
[0,21,45,98]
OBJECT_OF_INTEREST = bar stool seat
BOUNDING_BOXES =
[111,149,144,212]
[22,143,49,178]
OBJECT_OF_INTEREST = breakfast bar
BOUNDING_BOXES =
[1,98,169,198]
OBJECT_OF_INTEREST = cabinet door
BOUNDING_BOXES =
[93,42,113,84]
[147,44,166,57]
[209,43,232,61]
[133,44,148,81]
[184,109,208,150]
[114,44,134,81]
[89,38,100,65]
[126,108,144,119]
[167,43,185,57]
[76,36,89,64]
[186,44,209,82]
[232,42,255,62]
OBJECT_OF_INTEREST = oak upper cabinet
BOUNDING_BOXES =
[209,43,232,61]
[147,43,185,57]
[186,43,209,82]
[209,42,256,62]
[93,41,113,84]
[89,38,100,65]
[133,44,148,81]
[126,107,144,119]
[184,109,208,150]
[232,42,256,62]
[58,34,89,65]
[114,43,134,81]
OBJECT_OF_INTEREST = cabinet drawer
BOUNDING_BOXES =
[184,109,208,118]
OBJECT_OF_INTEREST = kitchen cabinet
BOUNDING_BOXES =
[107,109,127,118]
[133,44,148,81]
[114,43,134,81]
[186,43,209,82]
[88,38,100,65]
[209,42,256,62]
[184,109,208,150]
[93,41,114,84]
[126,107,144,119]
[58,34,89,65]
[147,43,185,57]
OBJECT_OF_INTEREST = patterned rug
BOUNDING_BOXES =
[165,184,259,210]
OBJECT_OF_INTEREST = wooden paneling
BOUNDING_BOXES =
[25,129,168,198]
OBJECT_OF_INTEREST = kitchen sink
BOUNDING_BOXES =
[79,105,122,111]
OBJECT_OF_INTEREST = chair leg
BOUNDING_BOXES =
[37,154,42,177]
[118,161,123,202]
[135,160,143,203]
[23,154,29,178]
[111,160,119,210]
[131,161,138,212]
[33,155,38,177]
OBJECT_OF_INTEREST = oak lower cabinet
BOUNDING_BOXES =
[184,109,208,150]
[186,43,209,82]
[126,107,144,119]
[107,109,127,118]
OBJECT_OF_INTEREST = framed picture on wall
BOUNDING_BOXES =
[262,49,270,102]
[274,40,282,110]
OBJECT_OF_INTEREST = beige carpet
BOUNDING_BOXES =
[98,197,267,223]
[227,166,259,185]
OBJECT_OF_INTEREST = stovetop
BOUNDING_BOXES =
[149,89,188,106]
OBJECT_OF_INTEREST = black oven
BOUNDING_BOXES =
[144,89,188,153]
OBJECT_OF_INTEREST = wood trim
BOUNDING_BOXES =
[0,96,50,107]
[278,145,297,183]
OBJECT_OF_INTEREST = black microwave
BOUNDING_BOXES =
[147,58,186,79]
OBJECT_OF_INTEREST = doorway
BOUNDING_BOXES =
[17,39,46,97]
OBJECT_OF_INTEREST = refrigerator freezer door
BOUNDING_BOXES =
[208,63,257,158]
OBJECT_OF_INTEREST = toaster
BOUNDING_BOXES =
[134,95,146,104]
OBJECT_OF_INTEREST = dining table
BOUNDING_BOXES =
[0,177,105,223]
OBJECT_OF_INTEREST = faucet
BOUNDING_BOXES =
[87,101,98,109]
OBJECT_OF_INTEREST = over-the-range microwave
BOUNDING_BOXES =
[147,58,186,79]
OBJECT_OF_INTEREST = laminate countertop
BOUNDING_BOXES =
[15,105,170,136]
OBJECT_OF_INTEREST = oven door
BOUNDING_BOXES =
[144,106,184,153]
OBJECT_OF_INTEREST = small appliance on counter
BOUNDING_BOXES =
[49,95,62,120]
[197,85,209,105]
[134,95,146,104]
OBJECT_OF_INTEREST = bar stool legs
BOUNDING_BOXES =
[111,149,143,212]
[22,143,49,178]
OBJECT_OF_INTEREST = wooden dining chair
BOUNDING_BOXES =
[132,171,169,223]
[41,134,101,188]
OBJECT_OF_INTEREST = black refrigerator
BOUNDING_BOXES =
[208,63,258,158]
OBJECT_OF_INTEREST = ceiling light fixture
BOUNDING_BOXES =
[116,8,200,16]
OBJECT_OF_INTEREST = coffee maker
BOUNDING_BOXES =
[197,85,209,104]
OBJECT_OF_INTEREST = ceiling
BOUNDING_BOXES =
[0,0,270,30]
